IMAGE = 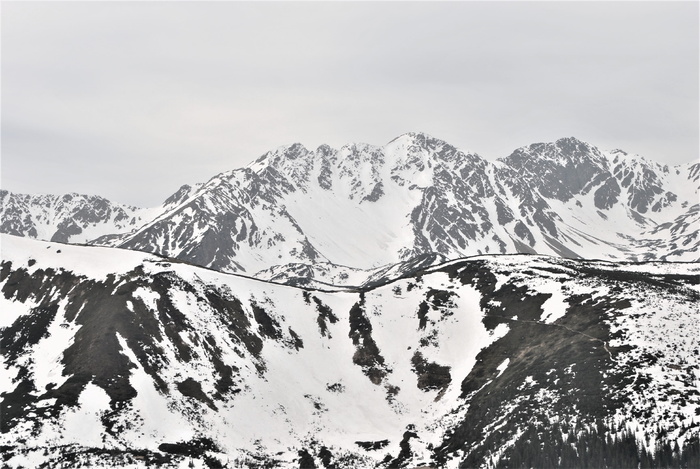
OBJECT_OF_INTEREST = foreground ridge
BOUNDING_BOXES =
[2,234,698,467]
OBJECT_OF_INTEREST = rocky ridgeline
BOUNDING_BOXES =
[2,134,698,285]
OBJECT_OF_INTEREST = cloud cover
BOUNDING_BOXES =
[2,1,698,206]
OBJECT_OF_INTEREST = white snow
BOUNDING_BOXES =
[496,358,510,377]
[61,382,112,446]
[1,233,158,281]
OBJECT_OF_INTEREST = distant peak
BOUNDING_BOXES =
[501,136,605,169]
[405,131,436,140]
[553,137,596,154]
[282,142,309,158]
[163,184,195,206]
[388,131,440,145]
[265,142,310,159]
[555,136,589,145]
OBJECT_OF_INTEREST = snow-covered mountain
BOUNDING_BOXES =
[3,134,698,468]
[0,190,146,244]
[0,189,188,245]
[2,234,699,467]
[111,134,699,275]
[2,134,698,285]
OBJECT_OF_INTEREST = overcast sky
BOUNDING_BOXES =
[2,1,698,207]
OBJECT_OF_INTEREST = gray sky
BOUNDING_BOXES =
[2,1,698,207]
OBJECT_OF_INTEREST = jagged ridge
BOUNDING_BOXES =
[2,133,697,285]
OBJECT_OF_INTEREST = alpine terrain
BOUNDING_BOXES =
[2,134,698,285]
[1,133,699,467]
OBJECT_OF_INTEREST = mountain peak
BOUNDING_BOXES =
[282,142,310,159]
[502,137,604,167]
[316,143,335,156]
[386,131,447,149]
[162,184,196,207]
[384,132,479,164]
[555,136,591,147]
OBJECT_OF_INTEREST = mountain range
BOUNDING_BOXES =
[2,133,698,288]
[1,133,699,467]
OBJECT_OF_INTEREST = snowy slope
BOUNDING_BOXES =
[2,234,698,467]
